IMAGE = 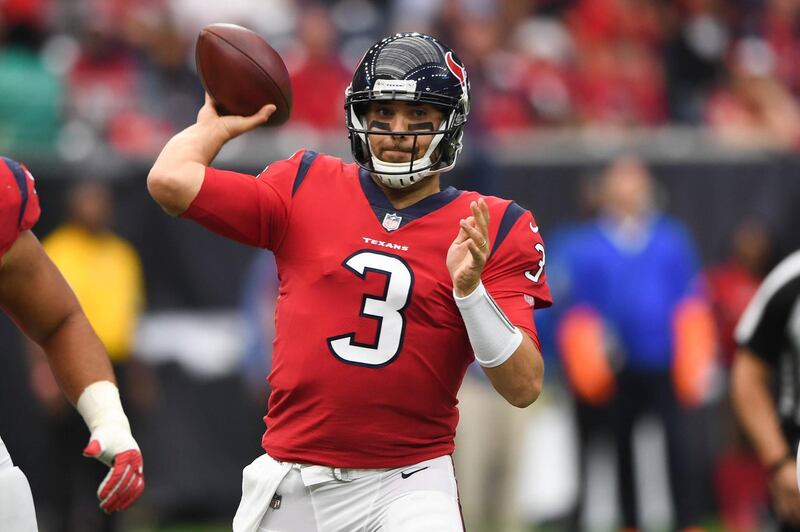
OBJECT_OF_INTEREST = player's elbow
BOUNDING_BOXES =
[488,340,545,408]
[504,378,542,408]
[496,375,542,408]
[510,341,545,408]
[147,168,187,216]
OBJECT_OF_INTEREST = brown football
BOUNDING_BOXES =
[195,23,292,126]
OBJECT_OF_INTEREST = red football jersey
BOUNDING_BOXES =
[184,150,552,467]
[0,157,41,261]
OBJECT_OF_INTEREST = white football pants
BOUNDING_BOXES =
[234,453,463,532]
[0,435,38,532]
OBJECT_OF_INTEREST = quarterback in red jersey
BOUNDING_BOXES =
[0,157,144,527]
[148,33,550,531]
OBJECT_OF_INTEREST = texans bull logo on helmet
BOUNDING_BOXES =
[445,52,467,90]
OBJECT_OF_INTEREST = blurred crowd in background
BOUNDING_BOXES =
[4,0,800,157]
[3,0,800,531]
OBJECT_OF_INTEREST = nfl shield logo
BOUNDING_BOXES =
[382,212,402,231]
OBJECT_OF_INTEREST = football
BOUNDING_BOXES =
[195,23,292,126]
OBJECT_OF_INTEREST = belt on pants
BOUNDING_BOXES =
[296,463,391,486]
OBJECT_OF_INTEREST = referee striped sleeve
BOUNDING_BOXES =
[735,250,800,345]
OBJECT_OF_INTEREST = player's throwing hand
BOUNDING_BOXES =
[197,93,275,143]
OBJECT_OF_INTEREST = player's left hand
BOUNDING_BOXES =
[83,424,144,513]
[447,197,490,297]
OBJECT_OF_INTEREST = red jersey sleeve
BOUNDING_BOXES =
[182,150,310,249]
[18,163,41,232]
[0,158,41,259]
[482,201,552,346]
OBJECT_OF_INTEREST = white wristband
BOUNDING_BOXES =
[454,281,523,368]
[76,381,131,433]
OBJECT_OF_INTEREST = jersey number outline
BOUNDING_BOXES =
[327,250,414,367]
[524,243,545,283]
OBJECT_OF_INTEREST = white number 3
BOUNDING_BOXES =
[524,243,545,283]
[327,251,413,367]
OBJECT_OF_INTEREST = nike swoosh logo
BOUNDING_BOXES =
[529,222,539,233]
[401,466,429,479]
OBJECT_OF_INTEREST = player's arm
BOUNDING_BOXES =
[482,328,543,408]
[731,348,800,523]
[447,198,544,408]
[732,266,800,522]
[0,231,144,512]
[147,94,275,216]
[0,231,112,402]
[731,348,792,473]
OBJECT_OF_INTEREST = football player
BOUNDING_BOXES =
[148,32,550,531]
[0,157,144,529]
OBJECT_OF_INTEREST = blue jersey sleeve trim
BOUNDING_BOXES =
[1,157,29,227]
[491,202,526,256]
[292,150,319,197]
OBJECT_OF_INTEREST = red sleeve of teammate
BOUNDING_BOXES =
[0,157,41,257]
[18,163,41,232]
[482,201,552,348]
[182,150,311,250]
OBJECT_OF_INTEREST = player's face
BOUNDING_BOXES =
[364,101,444,164]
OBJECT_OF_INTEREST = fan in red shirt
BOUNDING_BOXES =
[0,157,144,526]
[286,5,351,131]
[148,32,551,532]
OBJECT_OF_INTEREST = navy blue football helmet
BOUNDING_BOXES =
[345,32,470,189]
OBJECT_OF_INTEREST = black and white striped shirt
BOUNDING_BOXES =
[736,250,800,437]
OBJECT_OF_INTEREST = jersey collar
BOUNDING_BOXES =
[359,168,461,231]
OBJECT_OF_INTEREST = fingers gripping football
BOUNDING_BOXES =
[198,93,275,141]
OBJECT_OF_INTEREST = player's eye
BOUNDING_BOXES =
[376,107,393,117]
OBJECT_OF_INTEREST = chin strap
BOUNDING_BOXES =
[370,122,446,189]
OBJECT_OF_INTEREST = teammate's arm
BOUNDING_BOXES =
[732,348,800,523]
[147,94,275,216]
[447,198,544,408]
[0,230,144,512]
[0,231,112,401]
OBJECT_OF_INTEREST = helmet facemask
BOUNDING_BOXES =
[346,89,466,189]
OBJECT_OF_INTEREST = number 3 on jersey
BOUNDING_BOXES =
[327,250,414,367]
[525,243,545,283]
